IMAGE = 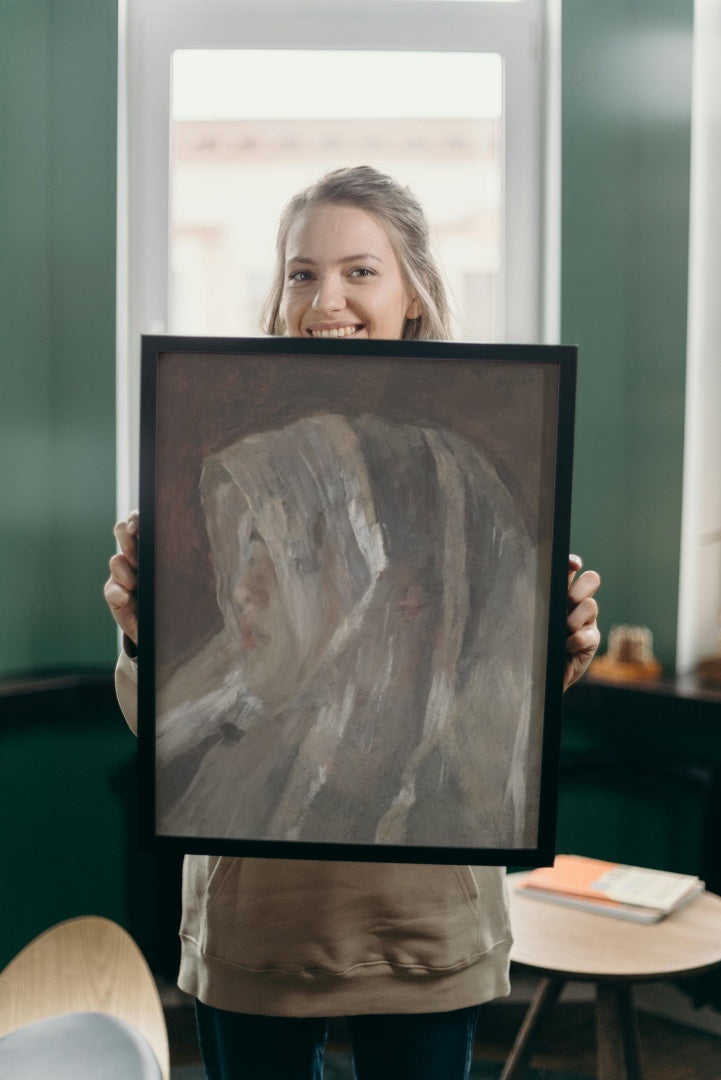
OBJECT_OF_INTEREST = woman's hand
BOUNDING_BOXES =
[564,554,601,691]
[103,510,139,646]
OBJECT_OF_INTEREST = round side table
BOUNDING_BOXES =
[502,872,721,1080]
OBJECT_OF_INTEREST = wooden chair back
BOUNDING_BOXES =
[0,916,169,1080]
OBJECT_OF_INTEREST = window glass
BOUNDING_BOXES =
[170,50,503,341]
[367,1,521,3]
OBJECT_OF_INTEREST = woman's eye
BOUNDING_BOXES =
[288,269,313,283]
[349,267,374,279]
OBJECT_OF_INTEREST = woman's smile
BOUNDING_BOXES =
[306,323,365,339]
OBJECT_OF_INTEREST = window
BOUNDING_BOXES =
[118,0,557,509]
[169,49,503,340]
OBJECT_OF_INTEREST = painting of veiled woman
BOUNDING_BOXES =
[153,411,542,851]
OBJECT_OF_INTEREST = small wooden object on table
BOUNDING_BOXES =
[502,873,721,1080]
[590,624,662,684]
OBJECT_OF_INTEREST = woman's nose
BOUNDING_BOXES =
[312,273,345,315]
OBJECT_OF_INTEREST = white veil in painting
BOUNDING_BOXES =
[155,413,542,850]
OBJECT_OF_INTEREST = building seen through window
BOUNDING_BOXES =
[170,50,503,341]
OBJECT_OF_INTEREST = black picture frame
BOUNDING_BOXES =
[138,335,576,866]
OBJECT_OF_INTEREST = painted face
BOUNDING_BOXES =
[281,203,421,340]
[220,507,298,705]
[218,491,343,707]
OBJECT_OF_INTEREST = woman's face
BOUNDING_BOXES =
[218,499,304,706]
[281,203,421,340]
[217,490,343,707]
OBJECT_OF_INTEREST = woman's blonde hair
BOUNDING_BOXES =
[261,165,454,341]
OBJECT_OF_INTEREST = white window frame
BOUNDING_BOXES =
[676,0,721,674]
[117,0,559,511]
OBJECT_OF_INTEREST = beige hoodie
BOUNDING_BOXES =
[117,650,512,1016]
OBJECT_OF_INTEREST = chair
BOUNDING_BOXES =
[0,915,170,1079]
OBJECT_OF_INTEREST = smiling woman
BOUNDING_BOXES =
[109,93,582,1068]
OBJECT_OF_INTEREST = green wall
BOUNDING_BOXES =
[0,0,118,675]
[558,688,721,884]
[0,0,130,970]
[563,0,693,669]
[0,0,693,677]
[0,685,183,974]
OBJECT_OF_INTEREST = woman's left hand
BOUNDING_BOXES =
[564,554,601,691]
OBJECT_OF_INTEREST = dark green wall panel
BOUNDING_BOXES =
[0,700,133,965]
[46,2,119,666]
[0,0,118,674]
[0,684,184,976]
[562,0,693,668]
[0,3,54,668]
[559,683,721,887]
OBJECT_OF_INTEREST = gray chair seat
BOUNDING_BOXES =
[0,1011,162,1079]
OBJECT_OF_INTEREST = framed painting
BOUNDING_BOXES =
[137,336,576,865]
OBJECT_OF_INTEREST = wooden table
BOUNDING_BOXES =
[503,873,721,1080]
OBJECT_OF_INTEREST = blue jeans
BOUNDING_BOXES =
[195,1000,481,1080]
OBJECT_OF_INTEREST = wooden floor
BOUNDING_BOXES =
[166,995,721,1078]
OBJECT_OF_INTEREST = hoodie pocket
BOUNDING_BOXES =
[181,856,509,975]
[179,854,236,949]
[454,864,480,906]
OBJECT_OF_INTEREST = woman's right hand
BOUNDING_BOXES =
[103,510,139,646]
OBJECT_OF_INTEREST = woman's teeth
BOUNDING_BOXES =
[310,325,360,338]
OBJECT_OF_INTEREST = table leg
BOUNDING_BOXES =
[596,982,643,1080]
[499,976,565,1080]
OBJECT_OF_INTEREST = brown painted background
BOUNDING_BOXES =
[151,348,559,681]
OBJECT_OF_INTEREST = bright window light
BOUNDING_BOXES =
[170,50,503,341]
